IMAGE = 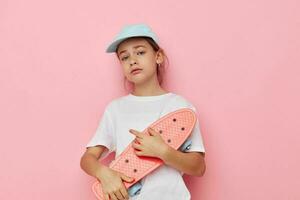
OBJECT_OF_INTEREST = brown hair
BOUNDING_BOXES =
[115,36,169,92]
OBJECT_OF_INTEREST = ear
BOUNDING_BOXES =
[155,49,164,64]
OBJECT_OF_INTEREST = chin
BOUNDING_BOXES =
[127,71,154,85]
[130,79,146,85]
[129,76,149,85]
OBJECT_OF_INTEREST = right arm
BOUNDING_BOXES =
[80,145,134,200]
[80,145,108,180]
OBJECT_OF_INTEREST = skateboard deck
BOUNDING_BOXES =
[92,108,197,199]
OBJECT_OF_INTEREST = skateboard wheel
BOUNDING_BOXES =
[128,181,142,197]
[179,139,192,152]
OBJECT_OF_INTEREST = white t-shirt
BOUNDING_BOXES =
[86,92,206,200]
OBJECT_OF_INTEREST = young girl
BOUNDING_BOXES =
[80,23,206,200]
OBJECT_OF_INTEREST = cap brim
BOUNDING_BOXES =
[105,34,159,53]
[105,38,128,53]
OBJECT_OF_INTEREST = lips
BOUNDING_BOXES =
[131,68,142,74]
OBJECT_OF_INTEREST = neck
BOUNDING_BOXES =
[131,74,168,96]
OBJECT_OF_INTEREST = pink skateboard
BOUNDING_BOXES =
[92,108,197,199]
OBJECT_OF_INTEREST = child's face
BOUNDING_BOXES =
[116,37,163,85]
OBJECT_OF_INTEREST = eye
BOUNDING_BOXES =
[137,51,145,55]
[121,56,128,61]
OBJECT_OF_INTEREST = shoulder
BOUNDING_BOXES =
[103,94,129,113]
[165,93,198,113]
[171,93,196,109]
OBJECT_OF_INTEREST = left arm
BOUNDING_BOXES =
[130,128,206,177]
[159,146,206,177]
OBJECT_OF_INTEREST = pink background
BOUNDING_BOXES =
[1,0,299,199]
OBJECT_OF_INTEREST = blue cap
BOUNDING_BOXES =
[105,23,159,53]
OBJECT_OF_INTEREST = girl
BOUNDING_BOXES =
[80,23,206,200]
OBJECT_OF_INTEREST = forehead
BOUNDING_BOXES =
[117,38,150,55]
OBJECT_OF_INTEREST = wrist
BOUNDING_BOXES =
[95,164,109,181]
[159,144,172,162]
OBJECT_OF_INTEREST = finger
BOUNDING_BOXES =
[147,127,157,136]
[135,149,143,156]
[134,137,142,143]
[120,186,129,200]
[120,173,135,183]
[129,129,143,138]
[114,190,123,200]
[110,192,118,200]
[132,142,142,150]
[104,193,110,200]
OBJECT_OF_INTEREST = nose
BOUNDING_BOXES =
[129,57,138,66]
[130,61,137,66]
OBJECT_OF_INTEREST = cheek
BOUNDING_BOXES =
[120,64,130,75]
[145,57,158,70]
[145,63,158,74]
[140,57,155,70]
[145,66,156,75]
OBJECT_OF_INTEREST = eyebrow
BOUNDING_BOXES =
[118,45,146,55]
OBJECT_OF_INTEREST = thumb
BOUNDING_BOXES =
[120,173,135,183]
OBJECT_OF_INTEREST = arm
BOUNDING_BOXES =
[130,128,206,177]
[159,147,206,177]
[80,146,134,199]
[80,145,110,180]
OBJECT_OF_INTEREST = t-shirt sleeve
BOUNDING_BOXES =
[162,96,206,154]
[184,106,206,154]
[85,104,116,160]
[179,106,206,176]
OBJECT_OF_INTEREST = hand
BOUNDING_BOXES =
[96,166,134,200]
[129,127,170,159]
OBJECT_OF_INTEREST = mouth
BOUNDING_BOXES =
[131,68,142,74]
